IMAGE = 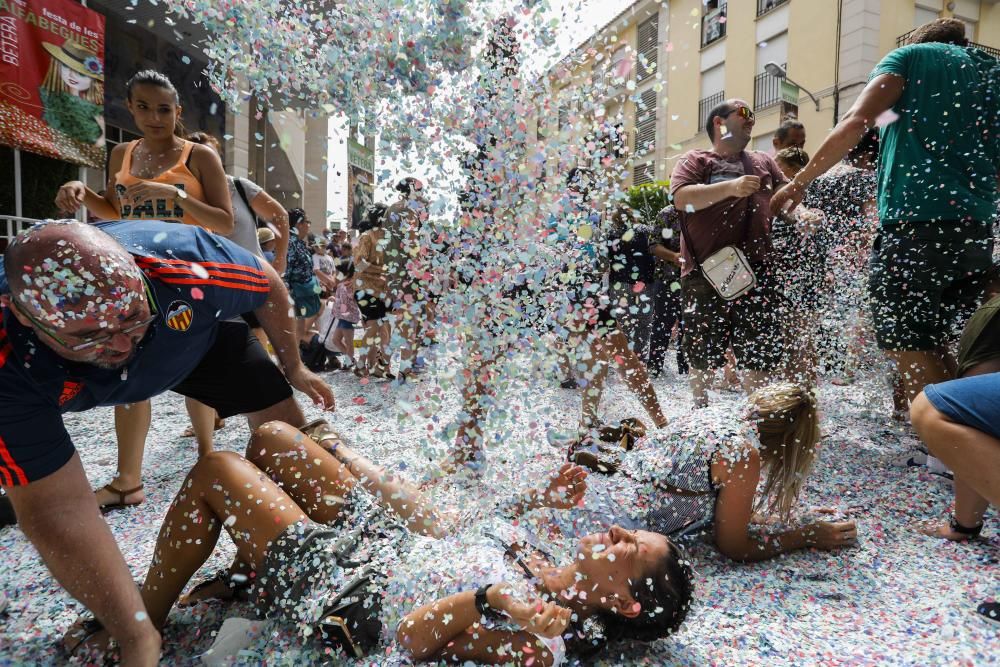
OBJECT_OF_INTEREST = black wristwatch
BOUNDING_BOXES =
[475,584,506,622]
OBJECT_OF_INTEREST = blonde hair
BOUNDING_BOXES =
[41,60,104,104]
[748,383,820,519]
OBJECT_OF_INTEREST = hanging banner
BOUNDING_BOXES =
[0,0,106,168]
[347,137,374,230]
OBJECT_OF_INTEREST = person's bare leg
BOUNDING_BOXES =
[363,321,380,370]
[911,393,997,537]
[722,349,741,389]
[690,368,712,408]
[577,342,609,436]
[95,401,153,507]
[396,305,416,372]
[333,328,355,364]
[185,398,217,457]
[10,455,160,664]
[379,320,393,367]
[294,426,448,537]
[603,329,667,428]
[139,451,306,630]
[245,421,358,525]
[887,350,952,403]
[450,352,494,467]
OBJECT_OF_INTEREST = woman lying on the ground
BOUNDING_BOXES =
[564,383,859,562]
[65,421,693,665]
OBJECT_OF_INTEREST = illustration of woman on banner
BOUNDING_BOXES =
[39,40,106,148]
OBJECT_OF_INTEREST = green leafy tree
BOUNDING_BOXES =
[625,180,671,225]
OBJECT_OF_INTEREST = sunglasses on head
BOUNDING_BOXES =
[725,106,755,121]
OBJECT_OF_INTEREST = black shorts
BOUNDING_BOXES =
[355,290,391,322]
[242,311,261,329]
[172,321,292,418]
[869,221,993,351]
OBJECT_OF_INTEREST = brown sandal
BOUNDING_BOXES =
[97,483,144,513]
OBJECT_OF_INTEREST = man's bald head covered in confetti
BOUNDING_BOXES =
[3,221,152,369]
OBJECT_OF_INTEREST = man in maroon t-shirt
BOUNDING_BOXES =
[670,98,789,406]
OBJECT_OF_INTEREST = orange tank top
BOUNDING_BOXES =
[115,140,206,227]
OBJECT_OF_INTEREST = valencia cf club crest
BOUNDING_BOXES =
[165,300,194,332]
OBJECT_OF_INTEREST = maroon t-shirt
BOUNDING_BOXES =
[669,149,787,277]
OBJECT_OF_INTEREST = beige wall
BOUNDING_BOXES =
[539,0,1000,192]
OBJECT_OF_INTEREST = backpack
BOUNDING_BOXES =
[233,178,266,229]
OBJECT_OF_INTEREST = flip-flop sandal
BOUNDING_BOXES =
[63,616,105,657]
[97,483,144,514]
[567,437,619,475]
[301,419,347,453]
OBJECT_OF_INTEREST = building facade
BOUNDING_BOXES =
[1,0,334,243]
[533,0,1000,190]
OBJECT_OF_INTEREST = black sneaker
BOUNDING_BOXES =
[560,378,579,390]
[976,601,999,626]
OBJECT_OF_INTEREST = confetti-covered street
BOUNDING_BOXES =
[1,363,996,665]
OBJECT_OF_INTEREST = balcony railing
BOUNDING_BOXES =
[896,29,999,58]
[698,91,726,133]
[701,2,727,48]
[757,0,788,17]
[753,62,786,110]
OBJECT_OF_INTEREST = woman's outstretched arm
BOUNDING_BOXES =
[713,448,857,561]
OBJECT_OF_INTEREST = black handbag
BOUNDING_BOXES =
[300,314,338,372]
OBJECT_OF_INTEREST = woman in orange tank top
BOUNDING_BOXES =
[54,70,235,512]
[55,70,233,234]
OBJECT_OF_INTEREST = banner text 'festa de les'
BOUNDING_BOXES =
[0,0,106,168]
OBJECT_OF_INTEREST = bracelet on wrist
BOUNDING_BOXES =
[475,584,506,622]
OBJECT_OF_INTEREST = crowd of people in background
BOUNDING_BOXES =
[0,16,997,666]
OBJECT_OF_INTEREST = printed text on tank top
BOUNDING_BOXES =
[114,139,205,226]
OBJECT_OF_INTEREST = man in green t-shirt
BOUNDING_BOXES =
[771,18,999,407]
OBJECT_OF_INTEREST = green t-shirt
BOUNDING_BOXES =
[869,43,999,226]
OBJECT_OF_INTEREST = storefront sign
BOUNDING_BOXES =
[347,137,374,230]
[0,0,106,168]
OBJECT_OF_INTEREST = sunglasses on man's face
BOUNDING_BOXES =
[10,296,157,352]
[726,106,755,121]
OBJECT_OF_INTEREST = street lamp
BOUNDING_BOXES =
[764,61,821,112]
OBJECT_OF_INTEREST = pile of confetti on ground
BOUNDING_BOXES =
[0,353,996,666]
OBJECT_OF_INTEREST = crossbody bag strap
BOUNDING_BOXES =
[737,151,757,249]
[677,206,700,266]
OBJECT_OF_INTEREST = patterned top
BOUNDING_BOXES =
[555,406,759,539]
[284,233,314,287]
[772,165,877,307]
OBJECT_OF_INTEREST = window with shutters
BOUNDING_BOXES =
[634,88,656,156]
[636,14,658,82]
[607,45,630,93]
[633,162,654,186]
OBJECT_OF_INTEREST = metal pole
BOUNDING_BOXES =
[13,148,21,218]
[79,166,88,221]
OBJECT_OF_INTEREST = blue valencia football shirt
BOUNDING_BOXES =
[0,220,269,486]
